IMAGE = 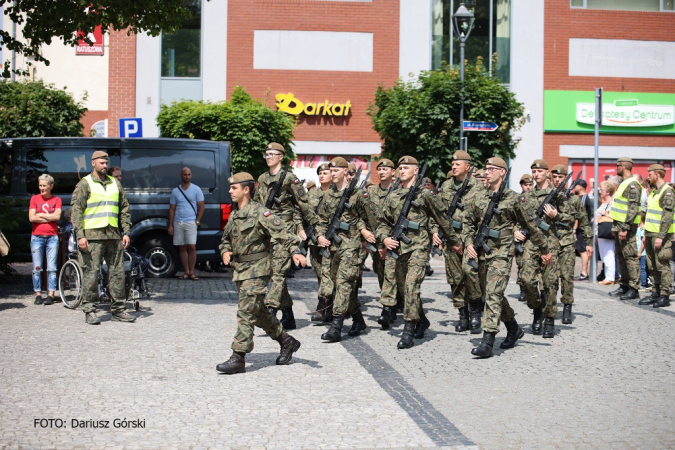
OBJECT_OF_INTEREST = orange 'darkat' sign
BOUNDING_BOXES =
[276,93,351,117]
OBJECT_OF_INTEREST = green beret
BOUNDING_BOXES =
[377,159,394,169]
[265,142,285,153]
[316,163,330,175]
[551,164,568,175]
[228,172,255,184]
[617,157,633,163]
[531,159,549,170]
[485,157,507,170]
[452,150,471,161]
[648,164,665,172]
[519,174,533,184]
[91,150,109,161]
[329,157,349,168]
[397,155,418,166]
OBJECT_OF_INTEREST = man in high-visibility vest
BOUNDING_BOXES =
[71,150,135,325]
[638,164,674,308]
[609,157,643,300]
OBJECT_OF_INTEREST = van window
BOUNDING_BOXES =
[122,149,216,191]
[0,150,12,194]
[26,148,92,194]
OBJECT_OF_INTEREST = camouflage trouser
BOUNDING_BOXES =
[558,243,576,305]
[371,250,385,289]
[645,234,673,296]
[309,246,324,289]
[522,241,560,319]
[515,251,525,287]
[481,254,515,334]
[78,239,126,314]
[265,240,293,310]
[232,276,284,353]
[320,247,360,317]
[380,248,427,322]
[443,249,481,308]
[615,225,640,290]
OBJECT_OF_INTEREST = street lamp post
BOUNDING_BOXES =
[452,2,475,151]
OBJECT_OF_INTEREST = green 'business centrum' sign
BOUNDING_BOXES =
[544,90,675,135]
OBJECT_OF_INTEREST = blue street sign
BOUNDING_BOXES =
[119,118,143,138]
[463,121,498,132]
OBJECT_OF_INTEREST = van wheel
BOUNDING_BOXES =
[140,237,179,278]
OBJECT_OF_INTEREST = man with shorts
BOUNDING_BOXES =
[169,167,205,280]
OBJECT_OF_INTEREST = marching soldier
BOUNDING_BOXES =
[254,142,320,329]
[609,157,643,300]
[309,163,334,322]
[550,165,593,324]
[515,174,534,301]
[463,158,551,357]
[367,159,396,290]
[638,164,674,308]
[437,150,482,333]
[377,156,454,349]
[217,173,305,374]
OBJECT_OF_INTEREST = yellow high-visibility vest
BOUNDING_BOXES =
[610,176,641,224]
[645,185,675,233]
[83,174,119,229]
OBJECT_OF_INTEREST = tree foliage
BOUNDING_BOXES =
[157,86,296,177]
[0,80,87,138]
[368,57,525,183]
[1,0,191,78]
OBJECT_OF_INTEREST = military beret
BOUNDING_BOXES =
[485,157,507,170]
[617,156,633,163]
[91,150,109,161]
[452,150,471,161]
[648,164,666,172]
[551,164,568,175]
[474,169,485,178]
[329,157,349,168]
[228,172,255,184]
[446,170,453,180]
[398,155,418,166]
[316,163,330,174]
[347,163,356,174]
[306,181,316,190]
[531,159,549,170]
[377,158,394,169]
[394,168,400,178]
[265,142,285,153]
[519,174,533,184]
[365,180,374,189]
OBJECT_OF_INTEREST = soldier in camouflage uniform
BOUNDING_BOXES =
[216,172,305,375]
[253,142,320,329]
[308,163,334,322]
[70,151,136,325]
[550,165,594,325]
[515,174,534,301]
[316,157,379,342]
[463,158,552,358]
[518,160,573,338]
[437,150,482,334]
[609,157,643,300]
[366,159,397,290]
[638,164,674,308]
[377,156,454,349]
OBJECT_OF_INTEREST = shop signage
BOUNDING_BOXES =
[275,93,351,117]
[76,25,104,55]
[576,100,674,127]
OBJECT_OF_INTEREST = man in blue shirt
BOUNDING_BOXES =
[169,167,205,280]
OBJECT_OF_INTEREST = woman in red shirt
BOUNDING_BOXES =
[29,174,62,305]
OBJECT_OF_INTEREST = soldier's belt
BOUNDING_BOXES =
[488,229,512,240]
[451,219,463,230]
[232,251,268,263]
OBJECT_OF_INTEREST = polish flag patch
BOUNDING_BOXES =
[264,211,271,217]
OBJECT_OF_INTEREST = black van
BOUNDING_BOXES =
[0,137,233,278]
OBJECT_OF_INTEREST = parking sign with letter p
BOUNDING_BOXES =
[119,118,143,138]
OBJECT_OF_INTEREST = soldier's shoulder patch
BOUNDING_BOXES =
[363,192,369,198]
[294,179,300,184]
[521,196,526,202]
[667,191,672,196]
[264,211,271,217]
[630,185,636,189]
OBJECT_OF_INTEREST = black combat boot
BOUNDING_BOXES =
[414,309,430,339]
[517,285,525,302]
[324,299,334,323]
[321,316,344,342]
[468,301,482,335]
[471,331,496,358]
[562,304,573,324]
[397,321,416,349]
[348,309,367,336]
[542,317,555,338]
[620,287,639,300]
[276,332,301,365]
[639,292,660,305]
[532,307,543,335]
[425,265,434,277]
[377,306,394,329]
[268,306,278,319]
[216,352,246,374]
[455,306,470,332]
[653,295,670,308]
[609,285,629,297]
[395,294,404,314]
[280,307,297,330]
[311,297,327,322]
[286,267,295,279]
[500,319,524,349]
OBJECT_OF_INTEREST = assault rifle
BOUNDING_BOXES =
[297,196,323,256]
[514,170,573,255]
[432,168,475,256]
[320,166,363,259]
[359,171,371,189]
[386,163,428,260]
[564,171,582,199]
[265,163,290,209]
[467,167,511,270]
[385,178,401,199]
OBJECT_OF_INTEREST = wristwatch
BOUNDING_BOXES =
[196,221,200,226]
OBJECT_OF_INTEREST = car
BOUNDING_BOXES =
[0,137,233,278]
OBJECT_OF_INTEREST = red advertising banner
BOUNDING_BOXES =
[76,25,104,55]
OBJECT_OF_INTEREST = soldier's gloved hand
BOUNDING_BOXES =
[543,204,558,219]
[361,229,376,244]
[383,237,399,250]
[432,233,442,247]
[541,252,553,266]
[318,236,331,247]
[292,253,307,267]
[78,237,89,252]
[514,230,527,242]
[222,252,233,265]
[465,244,477,260]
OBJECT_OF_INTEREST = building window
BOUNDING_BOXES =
[432,0,511,83]
[161,0,202,77]
[571,0,674,11]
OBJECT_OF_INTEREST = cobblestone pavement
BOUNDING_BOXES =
[1,257,674,449]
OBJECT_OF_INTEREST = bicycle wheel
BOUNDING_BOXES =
[59,259,82,309]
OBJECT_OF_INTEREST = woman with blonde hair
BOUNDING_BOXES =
[596,180,616,285]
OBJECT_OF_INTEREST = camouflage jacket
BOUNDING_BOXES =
[557,194,593,247]
[253,170,319,232]
[645,183,675,239]
[376,185,454,256]
[612,177,643,232]
[438,175,481,231]
[71,171,131,241]
[520,184,574,249]
[219,200,300,281]
[461,187,549,257]
[306,187,327,247]
[366,183,393,221]
[316,184,378,251]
